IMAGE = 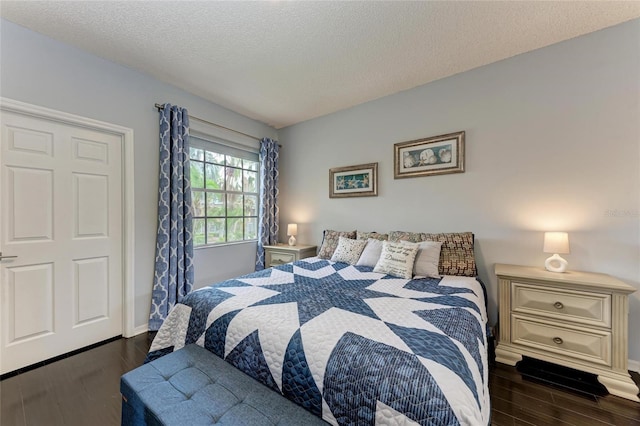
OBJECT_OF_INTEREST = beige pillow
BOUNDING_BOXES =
[407,240,443,278]
[331,237,368,265]
[373,241,419,279]
[356,238,384,267]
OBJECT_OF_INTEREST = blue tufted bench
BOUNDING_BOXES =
[121,344,327,425]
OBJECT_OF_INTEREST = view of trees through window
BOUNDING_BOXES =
[190,146,259,246]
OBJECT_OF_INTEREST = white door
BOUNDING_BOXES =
[0,109,123,374]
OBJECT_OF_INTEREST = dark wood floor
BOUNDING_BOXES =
[1,333,152,426]
[490,362,640,425]
[1,333,639,425]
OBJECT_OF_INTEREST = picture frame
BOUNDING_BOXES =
[329,162,378,198]
[394,131,465,178]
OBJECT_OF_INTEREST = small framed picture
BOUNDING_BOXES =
[329,162,378,198]
[394,131,465,178]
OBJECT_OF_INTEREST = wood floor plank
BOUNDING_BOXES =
[19,369,66,425]
[491,410,514,426]
[46,354,105,425]
[489,373,555,403]
[596,394,640,422]
[0,375,26,426]
[491,394,582,426]
[551,392,640,426]
[490,363,599,403]
[490,409,515,426]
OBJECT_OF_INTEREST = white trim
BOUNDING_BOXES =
[629,359,640,373]
[0,97,137,338]
[131,323,150,337]
[194,239,258,251]
[122,126,136,338]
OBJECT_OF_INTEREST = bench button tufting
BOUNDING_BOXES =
[120,345,327,426]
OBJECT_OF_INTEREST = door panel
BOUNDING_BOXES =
[7,166,53,241]
[6,125,54,156]
[74,257,109,325]
[1,110,123,374]
[74,173,109,238]
[73,137,109,164]
[7,263,54,343]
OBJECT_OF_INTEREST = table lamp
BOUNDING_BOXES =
[543,232,570,273]
[287,223,297,246]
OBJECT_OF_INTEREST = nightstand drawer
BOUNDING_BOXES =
[511,315,611,366]
[267,251,295,266]
[264,244,317,269]
[512,283,611,327]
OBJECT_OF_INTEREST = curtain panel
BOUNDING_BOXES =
[149,104,194,331]
[255,138,280,270]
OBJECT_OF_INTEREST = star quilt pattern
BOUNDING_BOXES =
[148,258,490,425]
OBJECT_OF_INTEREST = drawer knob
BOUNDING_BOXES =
[553,301,564,309]
[552,337,564,345]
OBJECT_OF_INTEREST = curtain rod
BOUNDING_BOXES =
[155,103,261,142]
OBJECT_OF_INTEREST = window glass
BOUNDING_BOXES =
[189,139,259,247]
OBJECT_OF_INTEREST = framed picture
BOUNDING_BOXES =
[329,162,378,198]
[394,131,465,178]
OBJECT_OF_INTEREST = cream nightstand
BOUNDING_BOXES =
[495,263,639,401]
[264,244,317,268]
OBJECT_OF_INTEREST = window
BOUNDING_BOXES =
[189,137,259,247]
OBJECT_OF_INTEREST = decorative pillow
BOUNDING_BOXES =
[331,236,368,265]
[389,231,476,276]
[356,231,389,241]
[373,241,419,279]
[317,230,356,259]
[405,240,443,278]
[355,238,384,267]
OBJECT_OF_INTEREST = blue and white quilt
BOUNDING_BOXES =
[148,257,490,425]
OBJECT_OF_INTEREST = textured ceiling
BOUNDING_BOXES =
[1,1,639,129]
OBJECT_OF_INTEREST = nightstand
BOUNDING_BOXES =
[494,263,638,401]
[263,244,317,268]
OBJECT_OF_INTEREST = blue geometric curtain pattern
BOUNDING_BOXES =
[149,104,194,331]
[255,138,280,270]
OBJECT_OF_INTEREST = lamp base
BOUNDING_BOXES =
[545,254,568,273]
[288,235,296,246]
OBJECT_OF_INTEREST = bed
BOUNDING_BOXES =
[148,231,490,425]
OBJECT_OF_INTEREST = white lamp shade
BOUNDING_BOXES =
[543,232,570,254]
[287,223,298,236]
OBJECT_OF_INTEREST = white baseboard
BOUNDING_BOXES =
[629,359,640,373]
[126,323,150,337]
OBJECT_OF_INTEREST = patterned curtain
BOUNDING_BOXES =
[255,138,280,270]
[149,104,194,331]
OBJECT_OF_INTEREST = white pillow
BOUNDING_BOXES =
[408,240,443,278]
[373,241,419,279]
[331,236,368,265]
[356,238,384,267]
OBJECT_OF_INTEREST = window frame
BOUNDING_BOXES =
[189,133,260,249]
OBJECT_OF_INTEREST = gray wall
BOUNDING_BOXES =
[0,19,277,331]
[278,20,640,363]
